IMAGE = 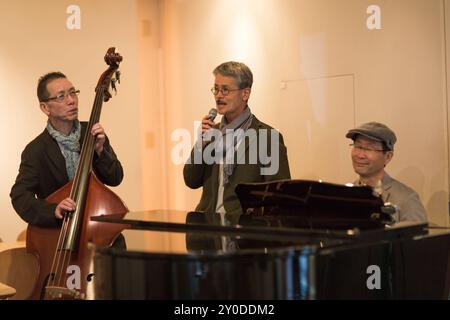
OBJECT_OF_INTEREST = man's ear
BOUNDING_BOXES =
[40,102,50,116]
[384,151,393,166]
[242,88,251,102]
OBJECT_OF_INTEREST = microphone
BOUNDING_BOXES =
[200,108,217,145]
[208,108,217,121]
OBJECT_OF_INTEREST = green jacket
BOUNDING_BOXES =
[183,116,291,216]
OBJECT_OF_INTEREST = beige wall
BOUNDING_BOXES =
[157,0,450,227]
[0,0,449,242]
[0,0,143,242]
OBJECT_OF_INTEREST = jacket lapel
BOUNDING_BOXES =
[381,173,393,202]
[41,129,68,182]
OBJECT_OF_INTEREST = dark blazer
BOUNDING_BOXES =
[183,116,291,216]
[10,122,123,227]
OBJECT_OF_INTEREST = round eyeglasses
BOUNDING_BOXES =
[210,87,243,96]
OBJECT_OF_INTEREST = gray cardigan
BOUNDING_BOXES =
[379,173,427,223]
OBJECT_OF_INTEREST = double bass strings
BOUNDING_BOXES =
[47,213,72,289]
[46,87,106,293]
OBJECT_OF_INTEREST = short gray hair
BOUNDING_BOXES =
[213,61,253,89]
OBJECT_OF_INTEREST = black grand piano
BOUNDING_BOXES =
[91,180,450,299]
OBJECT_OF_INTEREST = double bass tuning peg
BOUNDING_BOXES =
[115,70,121,83]
[111,71,121,94]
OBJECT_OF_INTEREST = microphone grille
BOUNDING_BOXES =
[209,108,217,121]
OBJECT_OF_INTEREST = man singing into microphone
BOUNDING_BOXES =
[183,61,291,220]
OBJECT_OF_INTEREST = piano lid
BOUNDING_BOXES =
[91,210,360,244]
[235,179,395,229]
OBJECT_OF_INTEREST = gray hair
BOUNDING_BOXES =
[213,61,253,89]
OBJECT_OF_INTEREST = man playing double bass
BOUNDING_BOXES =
[10,72,124,233]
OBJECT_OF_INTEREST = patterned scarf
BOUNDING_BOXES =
[46,120,81,180]
[219,106,253,185]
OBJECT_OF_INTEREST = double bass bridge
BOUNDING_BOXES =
[45,286,85,300]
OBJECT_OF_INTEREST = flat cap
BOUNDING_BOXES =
[346,122,397,151]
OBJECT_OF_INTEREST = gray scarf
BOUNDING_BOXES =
[219,106,253,185]
[46,120,81,180]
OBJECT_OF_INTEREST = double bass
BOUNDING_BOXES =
[26,48,128,300]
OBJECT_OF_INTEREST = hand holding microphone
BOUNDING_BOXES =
[201,108,217,134]
[199,108,217,147]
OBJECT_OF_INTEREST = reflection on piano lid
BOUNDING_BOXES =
[235,179,395,229]
[92,210,449,300]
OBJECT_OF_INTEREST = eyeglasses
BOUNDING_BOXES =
[350,143,385,153]
[44,89,80,103]
[211,87,243,96]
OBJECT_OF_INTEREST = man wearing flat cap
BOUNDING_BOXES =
[346,122,427,224]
